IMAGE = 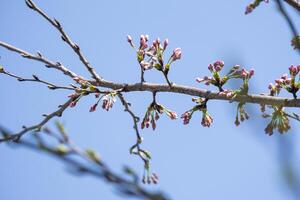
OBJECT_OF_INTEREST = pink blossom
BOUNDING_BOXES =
[171,48,182,61]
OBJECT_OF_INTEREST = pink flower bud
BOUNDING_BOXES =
[163,39,169,50]
[171,48,182,61]
[249,69,254,76]
[289,65,297,76]
[69,101,77,108]
[196,77,204,83]
[127,35,133,44]
[268,83,273,90]
[89,104,98,112]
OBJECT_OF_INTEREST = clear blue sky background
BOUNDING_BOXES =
[1,0,300,199]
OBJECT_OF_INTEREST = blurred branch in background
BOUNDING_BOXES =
[0,124,169,200]
[275,0,300,54]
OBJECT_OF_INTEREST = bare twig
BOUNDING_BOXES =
[25,0,102,82]
[275,0,300,54]
[0,95,78,142]
[284,0,300,12]
[0,41,78,79]
[1,69,74,90]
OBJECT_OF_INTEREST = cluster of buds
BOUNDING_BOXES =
[245,0,269,15]
[196,61,254,93]
[264,107,291,135]
[291,35,300,50]
[234,102,249,126]
[101,93,117,111]
[127,34,182,84]
[181,98,213,127]
[68,93,81,108]
[268,65,300,99]
[141,102,177,130]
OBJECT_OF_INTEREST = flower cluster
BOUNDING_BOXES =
[264,107,291,135]
[245,0,269,15]
[127,34,182,85]
[196,61,254,93]
[141,102,177,130]
[181,98,213,127]
[89,92,117,112]
[268,65,300,99]
[234,102,249,126]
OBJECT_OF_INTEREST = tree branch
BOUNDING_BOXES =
[275,0,300,54]
[0,41,78,79]
[284,0,300,12]
[0,126,168,200]
[0,69,75,91]
[0,96,78,142]
[25,0,102,82]
[94,80,300,108]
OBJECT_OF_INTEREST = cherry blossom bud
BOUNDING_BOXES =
[69,101,77,108]
[127,35,133,46]
[140,35,148,50]
[245,5,253,14]
[163,39,169,51]
[196,77,204,83]
[171,48,182,61]
[140,61,152,70]
[249,69,254,77]
[241,68,248,78]
[89,104,98,112]
[268,83,273,90]
[289,65,297,76]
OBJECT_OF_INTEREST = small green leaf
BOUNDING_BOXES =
[55,144,69,155]
[86,149,101,163]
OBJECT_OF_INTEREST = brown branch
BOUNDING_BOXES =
[0,41,78,79]
[117,93,149,164]
[0,69,75,91]
[284,0,300,12]
[0,96,78,142]
[25,0,102,82]
[93,80,300,108]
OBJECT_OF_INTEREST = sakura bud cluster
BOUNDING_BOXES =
[268,65,300,99]
[234,103,249,126]
[101,93,117,111]
[127,34,181,85]
[196,61,254,93]
[141,102,177,130]
[264,107,291,135]
[181,98,213,127]
[245,0,269,15]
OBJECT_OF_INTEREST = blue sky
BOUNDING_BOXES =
[1,0,300,199]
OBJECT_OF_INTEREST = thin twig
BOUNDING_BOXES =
[275,0,300,54]
[284,0,300,12]
[1,69,74,90]
[0,96,78,142]
[25,0,102,82]
[0,41,78,79]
